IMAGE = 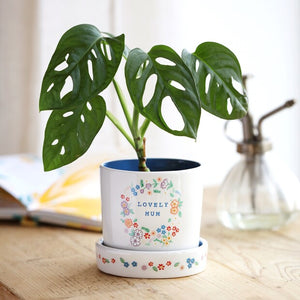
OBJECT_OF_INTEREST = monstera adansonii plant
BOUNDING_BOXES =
[39,24,248,171]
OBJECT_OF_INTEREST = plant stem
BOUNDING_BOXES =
[106,111,135,149]
[140,118,151,138]
[113,79,132,131]
[132,107,149,171]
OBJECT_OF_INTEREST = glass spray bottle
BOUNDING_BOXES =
[217,99,300,230]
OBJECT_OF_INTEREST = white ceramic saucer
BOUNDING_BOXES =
[95,238,207,278]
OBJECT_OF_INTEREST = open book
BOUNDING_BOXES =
[0,154,102,231]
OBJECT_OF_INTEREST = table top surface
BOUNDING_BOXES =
[0,187,299,300]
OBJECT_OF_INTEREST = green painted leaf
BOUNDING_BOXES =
[182,42,248,120]
[178,211,182,218]
[141,227,150,233]
[42,95,106,170]
[140,180,144,187]
[174,262,180,267]
[125,45,201,139]
[120,258,125,263]
[40,24,124,111]
[152,266,158,272]
[153,189,161,193]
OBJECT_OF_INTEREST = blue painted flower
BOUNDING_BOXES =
[187,263,192,269]
[191,258,195,264]
[161,230,166,235]
[136,185,140,190]
[161,225,166,229]
[132,261,138,267]
[124,262,129,268]
[133,192,138,196]
[131,187,135,192]
[186,258,191,264]
[156,228,161,233]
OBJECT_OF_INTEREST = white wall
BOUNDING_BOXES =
[8,0,300,186]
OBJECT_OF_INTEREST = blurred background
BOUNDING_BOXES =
[0,0,299,187]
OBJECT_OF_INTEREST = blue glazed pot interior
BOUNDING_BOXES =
[103,158,200,172]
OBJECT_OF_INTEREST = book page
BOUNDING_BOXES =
[0,154,63,208]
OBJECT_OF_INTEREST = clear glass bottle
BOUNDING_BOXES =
[217,150,300,230]
[217,99,300,230]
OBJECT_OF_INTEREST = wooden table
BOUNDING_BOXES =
[1,188,299,300]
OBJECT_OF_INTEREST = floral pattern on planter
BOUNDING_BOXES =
[97,253,206,272]
[120,177,182,247]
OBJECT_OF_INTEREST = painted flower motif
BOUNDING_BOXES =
[135,185,140,190]
[167,236,171,241]
[187,263,192,269]
[145,183,152,189]
[144,232,151,239]
[111,258,116,263]
[131,188,135,193]
[140,189,144,194]
[121,201,128,208]
[148,262,154,267]
[156,228,161,233]
[123,208,130,216]
[134,229,143,239]
[102,258,106,264]
[166,261,172,266]
[160,178,168,189]
[150,230,156,236]
[147,191,152,195]
[133,222,139,228]
[167,226,171,231]
[175,227,180,233]
[172,226,177,231]
[124,218,133,228]
[158,264,165,270]
[121,194,125,199]
[170,199,179,208]
[124,262,129,268]
[180,265,185,270]
[132,261,138,267]
[157,177,162,182]
[126,197,130,201]
[170,207,179,215]
[161,225,166,229]
[130,236,141,247]
[141,265,147,271]
[172,232,176,237]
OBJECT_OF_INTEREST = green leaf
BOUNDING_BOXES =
[39,24,124,111]
[174,262,180,267]
[120,258,125,263]
[152,266,158,272]
[125,45,201,139]
[42,95,106,171]
[141,227,150,233]
[182,42,248,120]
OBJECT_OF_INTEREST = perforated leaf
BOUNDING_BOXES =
[125,46,201,139]
[39,24,124,110]
[43,95,106,171]
[182,42,248,119]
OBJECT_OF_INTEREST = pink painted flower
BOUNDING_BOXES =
[141,265,147,271]
[126,197,130,201]
[121,194,125,199]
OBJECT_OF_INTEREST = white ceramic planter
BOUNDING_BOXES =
[97,158,207,278]
[100,158,203,250]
